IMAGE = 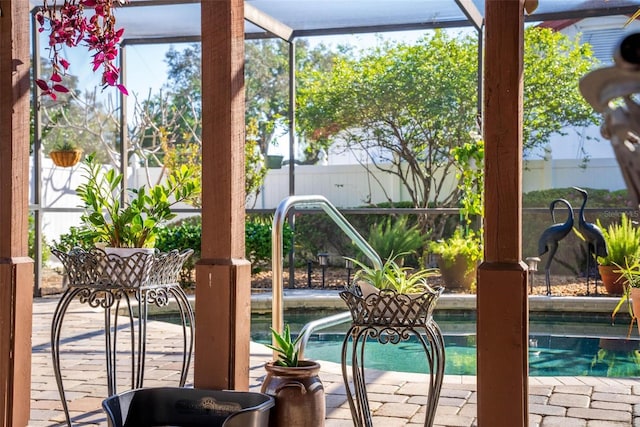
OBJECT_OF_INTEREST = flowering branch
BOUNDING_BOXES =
[36,0,129,100]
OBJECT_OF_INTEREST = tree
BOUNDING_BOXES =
[296,28,599,235]
[156,40,337,201]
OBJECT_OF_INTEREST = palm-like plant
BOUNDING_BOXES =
[596,213,640,267]
[347,252,438,294]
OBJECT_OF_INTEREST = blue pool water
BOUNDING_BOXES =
[249,309,640,378]
[153,309,640,377]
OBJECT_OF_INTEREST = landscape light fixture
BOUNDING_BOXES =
[318,252,329,288]
[344,257,354,286]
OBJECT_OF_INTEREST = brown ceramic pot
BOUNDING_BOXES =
[437,254,477,290]
[598,265,626,295]
[261,360,325,427]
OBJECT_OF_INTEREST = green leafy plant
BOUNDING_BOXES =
[596,213,640,267]
[76,153,201,248]
[610,257,640,336]
[428,228,483,268]
[367,217,426,263]
[347,252,438,294]
[50,141,80,152]
[28,213,50,262]
[155,217,203,285]
[266,324,302,367]
[51,225,94,253]
[246,217,293,270]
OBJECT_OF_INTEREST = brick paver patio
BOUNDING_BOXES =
[29,294,640,426]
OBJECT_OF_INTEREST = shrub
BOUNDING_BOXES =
[246,216,293,271]
[155,216,202,285]
[29,213,51,262]
[366,216,426,264]
[51,225,94,253]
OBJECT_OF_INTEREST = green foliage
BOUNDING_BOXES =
[246,217,293,270]
[51,140,80,152]
[611,258,640,328]
[367,217,426,262]
[428,228,483,268]
[522,187,632,208]
[76,153,201,248]
[596,213,640,266]
[451,136,484,229]
[51,225,94,253]
[266,324,302,367]
[523,27,600,154]
[28,214,50,262]
[347,252,438,294]
[297,27,598,236]
[154,217,202,285]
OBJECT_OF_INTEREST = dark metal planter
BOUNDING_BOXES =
[51,247,195,427]
[339,284,445,427]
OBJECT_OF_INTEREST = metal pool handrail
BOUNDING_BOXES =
[271,195,382,354]
[297,311,352,360]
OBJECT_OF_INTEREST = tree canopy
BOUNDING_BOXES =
[296,27,599,233]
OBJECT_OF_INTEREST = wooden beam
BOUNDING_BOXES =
[477,1,528,426]
[245,3,293,42]
[195,0,251,391]
[454,0,483,30]
[0,1,34,425]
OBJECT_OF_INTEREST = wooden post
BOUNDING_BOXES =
[195,0,251,390]
[0,1,34,425]
[477,1,528,426]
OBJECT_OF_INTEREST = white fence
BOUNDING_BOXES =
[36,156,627,245]
[252,157,627,209]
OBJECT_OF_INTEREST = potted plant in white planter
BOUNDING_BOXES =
[261,324,325,427]
[76,153,201,250]
[55,153,201,287]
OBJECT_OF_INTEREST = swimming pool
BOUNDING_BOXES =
[250,309,640,378]
[152,308,640,377]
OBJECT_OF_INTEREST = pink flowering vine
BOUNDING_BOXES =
[36,0,129,100]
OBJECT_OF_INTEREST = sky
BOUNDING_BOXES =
[38,26,614,161]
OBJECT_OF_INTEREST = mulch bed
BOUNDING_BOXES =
[249,267,613,297]
[40,266,615,297]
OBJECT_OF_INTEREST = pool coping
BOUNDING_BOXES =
[250,290,625,315]
[136,289,627,319]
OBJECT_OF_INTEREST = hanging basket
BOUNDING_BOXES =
[49,149,83,167]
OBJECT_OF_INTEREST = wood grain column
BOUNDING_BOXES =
[195,0,251,390]
[0,1,34,425]
[477,1,528,426]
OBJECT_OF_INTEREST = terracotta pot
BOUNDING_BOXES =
[49,149,83,167]
[631,287,640,320]
[598,265,627,295]
[437,254,477,290]
[261,360,325,427]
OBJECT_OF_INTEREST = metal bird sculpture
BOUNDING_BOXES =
[537,198,574,296]
[573,186,607,295]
